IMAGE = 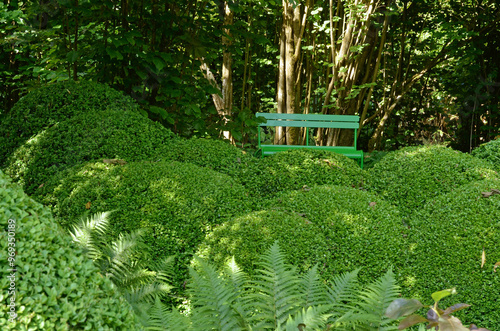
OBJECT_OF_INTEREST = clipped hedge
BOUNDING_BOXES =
[471,138,500,171]
[160,137,254,178]
[0,171,140,330]
[237,149,364,201]
[35,160,251,287]
[4,107,174,195]
[402,178,500,328]
[366,145,498,215]
[0,80,139,166]
[198,185,407,282]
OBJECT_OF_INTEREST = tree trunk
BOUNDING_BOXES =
[275,0,312,145]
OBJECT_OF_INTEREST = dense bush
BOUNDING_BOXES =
[236,149,364,201]
[4,107,174,195]
[151,242,401,330]
[0,80,140,166]
[365,145,498,215]
[401,178,500,329]
[35,160,251,288]
[0,171,140,330]
[160,137,254,178]
[471,138,500,171]
[198,185,407,283]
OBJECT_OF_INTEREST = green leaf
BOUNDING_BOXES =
[431,288,456,303]
[385,299,424,319]
[153,58,165,71]
[398,314,428,329]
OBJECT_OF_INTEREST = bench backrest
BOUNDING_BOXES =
[256,112,360,147]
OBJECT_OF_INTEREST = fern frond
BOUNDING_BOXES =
[339,269,400,330]
[189,257,243,331]
[69,211,112,260]
[248,241,302,330]
[146,297,192,331]
[283,306,331,331]
[300,265,329,309]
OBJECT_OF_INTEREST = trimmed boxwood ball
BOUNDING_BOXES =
[197,210,330,275]
[4,107,174,195]
[0,80,139,166]
[402,178,500,328]
[0,171,140,330]
[35,160,251,287]
[365,145,498,215]
[471,138,500,171]
[160,137,254,178]
[237,149,364,201]
[198,185,407,283]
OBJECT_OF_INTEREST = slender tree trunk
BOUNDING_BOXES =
[275,0,312,145]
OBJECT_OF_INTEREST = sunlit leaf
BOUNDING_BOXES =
[431,288,456,303]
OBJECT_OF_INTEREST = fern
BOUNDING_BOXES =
[337,269,400,330]
[189,257,245,331]
[248,241,302,329]
[69,211,175,329]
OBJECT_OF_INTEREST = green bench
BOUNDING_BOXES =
[256,112,364,168]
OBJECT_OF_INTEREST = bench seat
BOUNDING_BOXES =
[256,112,364,168]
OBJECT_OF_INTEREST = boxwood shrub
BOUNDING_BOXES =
[0,171,140,330]
[35,160,251,288]
[402,178,500,329]
[0,80,140,166]
[160,137,254,179]
[4,107,174,195]
[365,145,498,216]
[198,185,406,283]
[471,138,500,171]
[236,149,364,201]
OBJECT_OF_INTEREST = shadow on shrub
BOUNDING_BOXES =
[401,178,500,329]
[0,171,140,330]
[366,145,498,216]
[4,107,174,195]
[236,149,364,202]
[198,185,406,283]
[0,80,139,166]
[35,160,251,289]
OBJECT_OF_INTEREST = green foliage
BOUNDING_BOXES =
[69,212,174,326]
[386,288,491,330]
[237,149,364,201]
[4,107,174,195]
[160,137,254,179]
[471,139,500,171]
[400,178,500,328]
[0,80,140,166]
[366,145,498,215]
[148,242,401,330]
[34,160,251,289]
[0,171,140,330]
[198,185,406,283]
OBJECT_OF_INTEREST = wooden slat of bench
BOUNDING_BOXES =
[259,120,359,129]
[260,145,362,156]
[256,112,359,122]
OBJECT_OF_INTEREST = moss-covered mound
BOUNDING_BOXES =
[0,171,139,330]
[402,178,500,328]
[4,107,174,195]
[160,137,254,179]
[237,149,364,201]
[35,160,251,286]
[0,80,139,166]
[471,139,500,171]
[366,145,498,215]
[198,185,406,282]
